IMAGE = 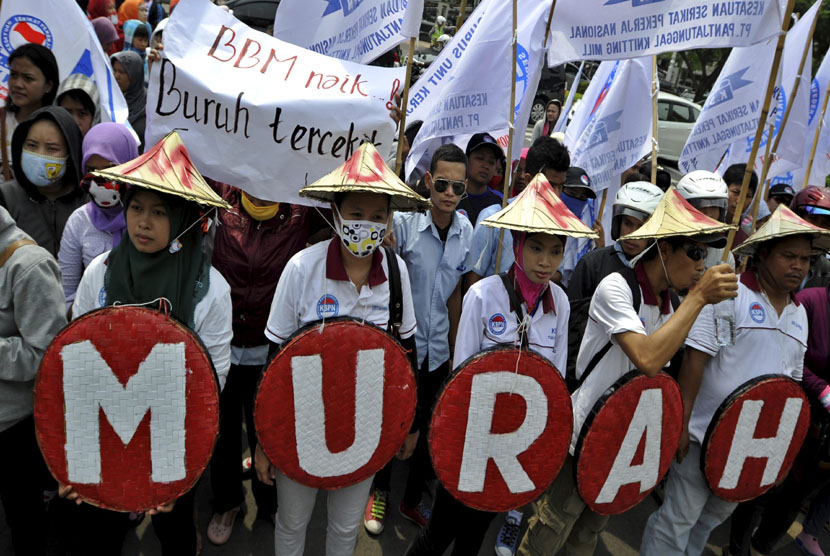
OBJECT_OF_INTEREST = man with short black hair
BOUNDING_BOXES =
[460,133,505,226]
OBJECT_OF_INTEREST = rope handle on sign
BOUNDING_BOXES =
[510,313,532,395]
[112,297,173,316]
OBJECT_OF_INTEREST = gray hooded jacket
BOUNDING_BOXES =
[0,205,66,433]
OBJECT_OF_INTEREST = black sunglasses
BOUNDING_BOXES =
[682,243,708,262]
[433,178,466,196]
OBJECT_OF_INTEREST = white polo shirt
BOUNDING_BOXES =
[73,252,233,390]
[570,264,674,452]
[453,272,569,375]
[685,269,807,445]
[265,238,416,345]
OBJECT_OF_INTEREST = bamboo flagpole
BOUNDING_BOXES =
[804,79,830,187]
[596,189,608,221]
[757,7,821,188]
[748,123,775,235]
[494,0,520,274]
[651,55,659,185]
[721,0,796,261]
[394,37,417,176]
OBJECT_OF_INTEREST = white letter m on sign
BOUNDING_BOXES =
[62,341,187,484]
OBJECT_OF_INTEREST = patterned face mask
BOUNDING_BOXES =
[334,205,387,258]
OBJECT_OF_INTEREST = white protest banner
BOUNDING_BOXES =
[405,0,553,178]
[564,57,653,193]
[734,0,818,179]
[679,38,778,173]
[0,0,129,125]
[146,0,404,206]
[547,0,783,66]
[555,61,585,134]
[273,0,423,64]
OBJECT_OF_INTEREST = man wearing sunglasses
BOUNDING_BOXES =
[364,143,474,536]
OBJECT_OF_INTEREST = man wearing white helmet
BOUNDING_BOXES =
[568,181,664,300]
[430,16,446,48]
[675,170,736,271]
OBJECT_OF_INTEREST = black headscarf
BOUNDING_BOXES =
[104,187,210,328]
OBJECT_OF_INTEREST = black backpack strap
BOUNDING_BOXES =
[384,246,403,336]
[499,272,529,350]
[575,268,642,389]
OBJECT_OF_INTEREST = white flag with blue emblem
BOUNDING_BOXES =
[678,38,778,173]
[405,0,553,179]
[564,57,653,193]
[547,0,783,66]
[274,0,423,64]
[0,0,129,126]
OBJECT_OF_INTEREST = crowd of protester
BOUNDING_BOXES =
[1,2,830,556]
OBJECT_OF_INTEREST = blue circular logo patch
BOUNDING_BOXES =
[98,286,107,308]
[488,313,507,335]
[316,294,339,319]
[749,301,765,323]
[1,16,53,66]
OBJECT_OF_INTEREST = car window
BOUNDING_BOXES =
[657,100,670,121]
[692,106,700,120]
[668,103,693,123]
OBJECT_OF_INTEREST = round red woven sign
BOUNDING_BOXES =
[702,375,810,502]
[575,371,682,515]
[33,307,219,512]
[429,348,572,512]
[255,318,416,489]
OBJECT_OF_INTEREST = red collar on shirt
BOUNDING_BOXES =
[507,267,556,315]
[740,268,800,306]
[325,238,387,287]
[634,261,672,315]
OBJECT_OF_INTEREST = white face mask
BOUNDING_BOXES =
[110,14,119,24]
[334,206,387,258]
[21,149,67,187]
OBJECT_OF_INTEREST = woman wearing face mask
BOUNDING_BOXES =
[61,140,233,555]
[58,122,138,310]
[111,51,147,149]
[255,143,427,556]
[405,174,597,556]
[0,106,84,257]
[2,43,60,178]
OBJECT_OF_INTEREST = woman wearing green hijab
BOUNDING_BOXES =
[60,184,232,555]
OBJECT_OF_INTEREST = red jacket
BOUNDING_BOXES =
[211,183,313,348]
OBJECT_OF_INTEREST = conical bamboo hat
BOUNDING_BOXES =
[734,204,830,255]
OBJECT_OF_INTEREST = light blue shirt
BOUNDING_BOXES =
[470,203,514,277]
[393,210,474,372]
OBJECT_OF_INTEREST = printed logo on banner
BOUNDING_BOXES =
[316,295,340,319]
[514,44,530,117]
[0,15,53,70]
[322,0,364,17]
[809,78,820,126]
[771,172,794,186]
[590,62,620,116]
[749,302,766,323]
[488,313,507,335]
[705,68,752,109]
[747,88,786,152]
[586,111,623,148]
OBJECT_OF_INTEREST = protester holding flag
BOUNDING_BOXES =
[520,190,738,556]
[255,143,426,556]
[2,44,60,175]
[58,122,138,309]
[723,164,759,249]
[63,134,234,555]
[111,51,146,148]
[0,106,85,257]
[557,167,603,287]
[531,100,561,143]
[641,205,829,556]
[408,173,596,556]
[364,144,473,536]
[55,74,101,137]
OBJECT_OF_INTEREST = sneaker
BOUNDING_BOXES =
[796,533,827,556]
[363,489,388,535]
[495,510,523,556]
[399,500,431,528]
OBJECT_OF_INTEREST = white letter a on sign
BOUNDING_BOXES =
[595,388,662,504]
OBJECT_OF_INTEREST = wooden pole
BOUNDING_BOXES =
[394,37,417,176]
[543,0,557,47]
[722,0,796,261]
[494,0,519,274]
[748,124,775,235]
[804,80,830,187]
[757,7,820,188]
[457,0,468,28]
[651,55,659,185]
[596,189,608,221]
